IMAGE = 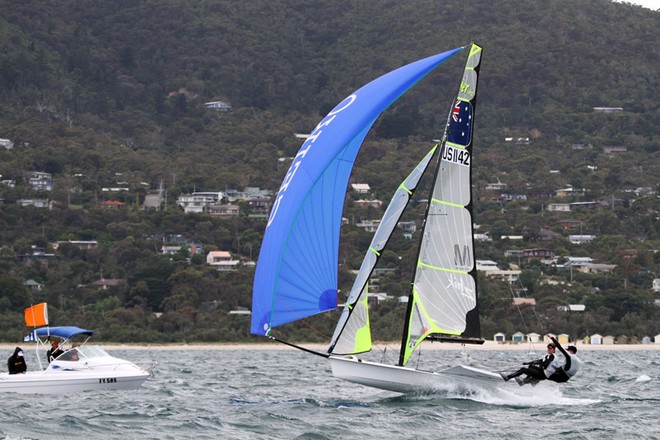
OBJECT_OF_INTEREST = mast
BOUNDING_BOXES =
[398,43,483,366]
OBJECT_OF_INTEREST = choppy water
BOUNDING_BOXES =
[1,347,658,439]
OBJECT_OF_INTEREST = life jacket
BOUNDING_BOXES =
[543,353,561,378]
[565,355,581,377]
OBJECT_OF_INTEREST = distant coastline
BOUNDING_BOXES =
[2,340,658,351]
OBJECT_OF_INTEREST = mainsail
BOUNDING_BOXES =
[329,146,439,355]
[251,47,465,336]
[399,43,483,366]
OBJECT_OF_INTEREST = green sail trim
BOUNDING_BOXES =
[351,281,372,353]
[401,285,461,366]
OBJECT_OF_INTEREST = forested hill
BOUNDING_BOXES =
[0,0,657,191]
[0,0,657,343]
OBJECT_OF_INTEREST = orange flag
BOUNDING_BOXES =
[24,303,49,327]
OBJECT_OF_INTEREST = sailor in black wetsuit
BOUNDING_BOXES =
[500,343,560,385]
[7,347,27,374]
[547,337,581,383]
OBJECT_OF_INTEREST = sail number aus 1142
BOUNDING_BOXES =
[442,145,470,166]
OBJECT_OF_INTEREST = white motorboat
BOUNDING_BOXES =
[0,325,154,394]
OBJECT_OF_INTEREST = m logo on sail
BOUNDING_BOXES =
[454,244,471,268]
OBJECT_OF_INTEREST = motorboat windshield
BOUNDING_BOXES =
[52,346,110,362]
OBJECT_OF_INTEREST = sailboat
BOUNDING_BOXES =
[251,43,507,394]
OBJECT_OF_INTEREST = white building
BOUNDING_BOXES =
[177,191,224,213]
[569,235,596,244]
[206,251,240,271]
[351,183,371,194]
[652,279,660,293]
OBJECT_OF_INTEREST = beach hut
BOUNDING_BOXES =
[494,332,506,343]
[655,334,660,344]
[642,336,651,344]
[558,333,570,344]
[526,332,541,343]
[603,335,615,345]
[590,334,602,344]
[544,333,557,343]
[512,331,524,343]
[582,336,591,344]
[616,335,629,344]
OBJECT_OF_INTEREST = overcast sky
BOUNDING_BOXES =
[614,0,659,10]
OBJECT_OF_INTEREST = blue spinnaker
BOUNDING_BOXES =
[251,46,465,336]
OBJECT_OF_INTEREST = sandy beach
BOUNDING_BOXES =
[2,340,658,351]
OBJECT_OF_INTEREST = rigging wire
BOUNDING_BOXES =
[509,278,545,356]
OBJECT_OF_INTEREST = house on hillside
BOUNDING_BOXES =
[485,181,507,191]
[356,219,380,233]
[17,199,51,208]
[603,146,627,154]
[351,183,371,194]
[547,203,571,212]
[208,204,239,218]
[204,101,232,110]
[28,172,53,191]
[593,107,623,113]
[569,235,596,244]
[0,138,13,150]
[512,298,536,307]
[52,240,99,250]
[206,251,240,271]
[177,192,223,213]
[20,246,55,267]
[504,248,555,262]
[578,263,616,274]
[556,187,585,198]
[24,279,44,291]
[353,199,383,209]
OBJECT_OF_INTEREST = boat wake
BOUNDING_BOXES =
[386,381,601,407]
[446,383,600,407]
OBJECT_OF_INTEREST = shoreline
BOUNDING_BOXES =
[2,340,658,351]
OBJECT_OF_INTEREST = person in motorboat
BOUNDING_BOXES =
[7,347,27,374]
[56,346,81,362]
[46,339,64,363]
[499,343,561,385]
[546,336,581,383]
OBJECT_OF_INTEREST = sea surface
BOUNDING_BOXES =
[1,346,658,440]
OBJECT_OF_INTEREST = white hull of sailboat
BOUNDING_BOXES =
[329,355,506,394]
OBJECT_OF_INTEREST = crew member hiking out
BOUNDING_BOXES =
[499,342,561,386]
[546,336,581,383]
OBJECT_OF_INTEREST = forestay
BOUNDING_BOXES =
[328,146,439,355]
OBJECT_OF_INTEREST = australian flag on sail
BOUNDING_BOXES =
[447,99,473,147]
